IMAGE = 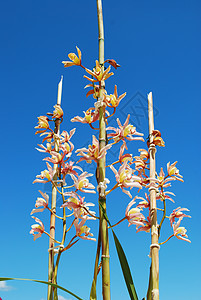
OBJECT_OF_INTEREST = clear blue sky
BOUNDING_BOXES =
[0,0,200,300]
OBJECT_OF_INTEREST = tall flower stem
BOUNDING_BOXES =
[147,92,159,300]
[47,76,63,300]
[96,0,111,299]
[53,185,67,300]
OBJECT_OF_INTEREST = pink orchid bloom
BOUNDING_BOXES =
[156,191,175,203]
[110,161,141,198]
[125,197,146,227]
[138,148,149,161]
[167,161,183,182]
[61,191,95,219]
[136,216,151,233]
[59,141,74,156]
[170,207,191,227]
[35,142,53,153]
[136,193,150,209]
[173,217,191,243]
[60,129,76,143]
[104,85,126,108]
[76,135,112,164]
[33,162,55,183]
[84,60,113,83]
[30,216,45,241]
[107,114,144,148]
[52,104,63,119]
[61,161,83,178]
[134,156,146,171]
[40,131,54,143]
[155,167,179,188]
[31,190,49,215]
[71,108,99,124]
[74,218,96,241]
[70,172,96,193]
[44,151,66,165]
[119,144,133,164]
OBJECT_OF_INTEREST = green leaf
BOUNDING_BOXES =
[99,202,138,300]
[112,231,138,300]
[90,279,97,300]
[0,277,84,300]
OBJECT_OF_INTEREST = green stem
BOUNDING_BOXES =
[47,77,63,300]
[90,228,101,299]
[53,185,67,300]
[97,1,111,299]
[147,92,159,300]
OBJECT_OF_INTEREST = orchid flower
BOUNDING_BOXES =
[60,129,76,143]
[125,197,146,227]
[33,162,55,183]
[35,142,53,153]
[107,114,144,148]
[52,105,63,119]
[85,83,100,99]
[61,191,96,219]
[167,161,183,182]
[59,141,74,156]
[84,60,113,83]
[173,217,191,243]
[62,46,82,67]
[43,151,67,165]
[138,148,149,161]
[104,59,120,69]
[148,130,165,147]
[61,161,83,178]
[170,207,191,227]
[118,144,133,164]
[40,131,54,143]
[35,116,50,135]
[104,85,126,108]
[30,216,45,241]
[71,108,99,124]
[74,218,96,241]
[136,216,151,233]
[136,193,150,209]
[156,191,175,203]
[110,160,141,198]
[70,172,96,193]
[31,190,49,215]
[76,135,112,163]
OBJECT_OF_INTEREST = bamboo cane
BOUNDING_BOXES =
[96,1,111,299]
[147,92,159,300]
[47,76,63,300]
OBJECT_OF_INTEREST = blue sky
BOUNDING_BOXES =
[0,0,201,299]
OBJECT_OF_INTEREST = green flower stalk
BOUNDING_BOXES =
[48,76,63,300]
[96,0,111,299]
[147,92,159,300]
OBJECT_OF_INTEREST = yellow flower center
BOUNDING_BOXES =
[123,125,133,137]
[128,208,141,215]
[68,53,80,65]
[64,142,70,153]
[78,179,88,189]
[85,111,92,123]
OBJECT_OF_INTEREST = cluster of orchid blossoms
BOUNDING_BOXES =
[30,104,98,251]
[61,46,191,246]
